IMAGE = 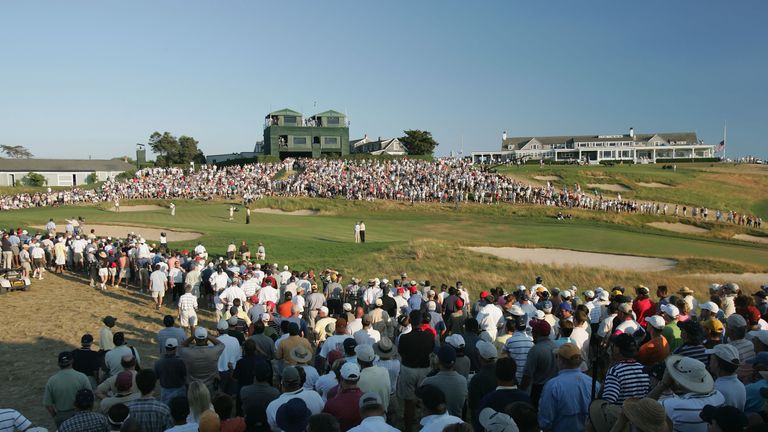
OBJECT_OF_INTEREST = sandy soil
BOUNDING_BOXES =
[586,183,631,192]
[647,222,709,234]
[636,182,672,188]
[0,273,217,430]
[465,246,677,271]
[251,208,319,216]
[733,234,768,244]
[105,205,166,212]
[533,175,561,181]
[32,223,202,241]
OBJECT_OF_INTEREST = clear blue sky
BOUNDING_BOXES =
[1,1,766,159]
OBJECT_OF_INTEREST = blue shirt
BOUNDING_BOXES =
[538,368,597,432]
[408,295,423,312]
[744,379,768,413]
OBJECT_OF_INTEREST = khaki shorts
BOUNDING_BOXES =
[396,365,430,400]
[151,290,164,299]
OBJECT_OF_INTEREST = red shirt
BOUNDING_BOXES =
[632,298,655,327]
[419,323,437,338]
[323,387,363,431]
[221,417,246,432]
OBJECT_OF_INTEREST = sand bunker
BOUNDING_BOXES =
[33,224,201,241]
[251,208,319,216]
[586,183,630,192]
[533,175,561,181]
[689,273,768,286]
[733,234,768,244]
[465,246,677,272]
[106,205,166,212]
[647,222,709,234]
[636,182,672,188]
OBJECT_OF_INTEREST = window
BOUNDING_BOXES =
[326,116,340,125]
[293,137,307,145]
[283,116,297,124]
[324,137,338,145]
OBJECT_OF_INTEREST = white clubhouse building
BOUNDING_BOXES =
[472,128,717,164]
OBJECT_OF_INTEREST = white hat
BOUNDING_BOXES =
[517,285,527,291]
[598,291,610,301]
[375,298,383,307]
[340,362,361,381]
[699,302,720,314]
[476,340,497,360]
[645,315,666,330]
[319,306,329,314]
[708,283,721,291]
[479,408,519,432]
[569,285,578,293]
[534,310,545,320]
[343,303,352,312]
[509,305,525,317]
[661,304,679,318]
[194,327,208,339]
[665,355,714,393]
[216,319,229,331]
[446,334,465,349]
[595,287,605,293]
[427,301,437,311]
[583,290,595,299]
[255,263,261,269]
[283,265,288,271]
[355,344,377,363]
[619,303,632,314]
[260,313,270,321]
[705,344,740,364]
[561,290,572,299]
[165,338,178,349]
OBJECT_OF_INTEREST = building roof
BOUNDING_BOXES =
[266,108,303,117]
[311,110,345,118]
[501,131,699,150]
[0,158,135,172]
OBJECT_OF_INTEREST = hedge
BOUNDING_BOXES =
[655,157,721,163]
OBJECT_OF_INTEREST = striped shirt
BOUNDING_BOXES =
[178,293,198,311]
[503,332,534,383]
[0,409,31,432]
[659,390,725,432]
[601,360,650,404]
[673,344,709,364]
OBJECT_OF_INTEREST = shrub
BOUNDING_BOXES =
[23,172,47,186]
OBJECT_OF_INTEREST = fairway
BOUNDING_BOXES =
[2,197,766,294]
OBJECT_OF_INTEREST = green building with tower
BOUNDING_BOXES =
[263,108,350,158]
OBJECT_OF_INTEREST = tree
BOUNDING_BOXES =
[147,132,205,166]
[23,172,46,186]
[0,145,33,158]
[148,132,180,167]
[86,172,98,184]
[399,130,439,155]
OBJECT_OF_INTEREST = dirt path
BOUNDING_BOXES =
[647,222,709,235]
[0,273,217,430]
[733,234,768,244]
[33,223,202,241]
[464,246,677,271]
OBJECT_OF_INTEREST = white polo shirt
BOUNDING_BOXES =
[659,390,725,432]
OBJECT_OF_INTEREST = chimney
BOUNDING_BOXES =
[629,127,635,139]
[378,136,381,142]
[364,134,368,141]
[502,131,508,141]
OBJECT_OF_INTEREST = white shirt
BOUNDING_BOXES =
[418,412,463,432]
[320,334,352,358]
[354,328,381,346]
[279,271,292,286]
[217,334,242,372]
[659,391,725,432]
[297,364,320,390]
[477,303,503,340]
[348,416,400,432]
[165,423,198,432]
[259,286,279,305]
[169,268,184,284]
[358,366,391,411]
[210,273,229,291]
[105,345,141,376]
[150,270,167,292]
[347,318,363,336]
[266,388,324,432]
[219,285,247,306]
[715,374,746,411]
[314,372,338,401]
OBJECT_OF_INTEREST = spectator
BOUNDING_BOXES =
[416,385,463,432]
[707,344,746,410]
[58,389,110,432]
[322,362,364,431]
[538,344,595,432]
[422,344,467,418]
[125,369,174,432]
[44,351,92,427]
[153,338,187,405]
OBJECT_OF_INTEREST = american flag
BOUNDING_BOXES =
[715,140,725,152]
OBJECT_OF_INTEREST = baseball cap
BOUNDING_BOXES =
[598,291,610,301]
[261,313,271,322]
[561,290,572,299]
[530,319,551,337]
[416,384,447,412]
[165,338,178,349]
[555,343,581,361]
[445,334,465,349]
[699,302,719,314]
[359,392,383,410]
[113,332,125,345]
[699,405,748,430]
[541,301,553,311]
[343,303,352,312]
[217,319,229,330]
[427,301,436,311]
[355,344,377,363]
[115,371,133,391]
[479,407,519,432]
[281,366,301,387]
[276,399,311,432]
[480,291,489,299]
[559,302,573,312]
[227,316,239,326]
[476,340,497,360]
[319,306,329,314]
[534,310,545,320]
[509,305,525,317]
[705,344,740,365]
[58,351,74,366]
[194,327,208,339]
[102,315,118,326]
[437,344,456,366]
[645,315,666,330]
[751,330,768,347]
[661,304,679,318]
[81,334,94,345]
[340,362,361,381]
[618,303,632,314]
[74,388,95,408]
[727,314,747,328]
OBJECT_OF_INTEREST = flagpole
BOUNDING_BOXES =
[723,121,727,162]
